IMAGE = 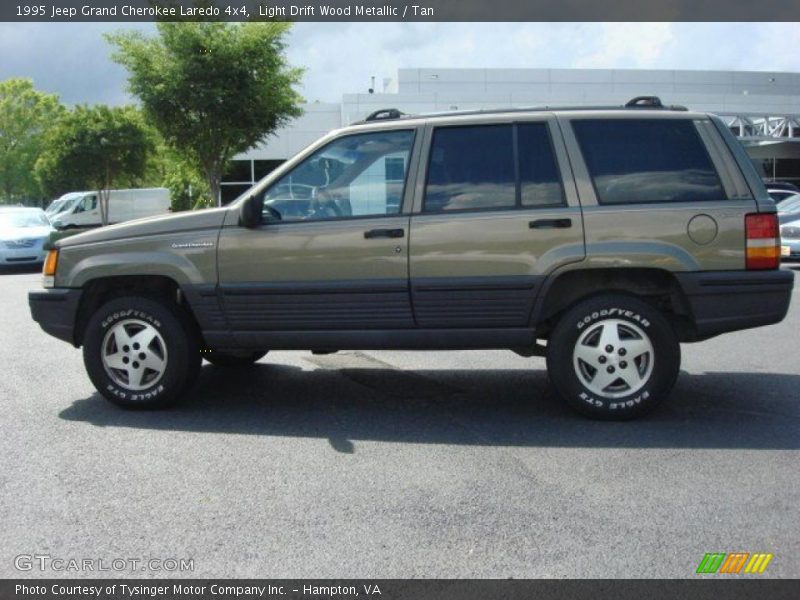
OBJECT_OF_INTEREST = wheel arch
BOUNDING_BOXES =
[74,274,203,347]
[532,267,696,341]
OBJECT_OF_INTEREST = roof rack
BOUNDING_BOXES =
[625,95,663,108]
[354,96,688,124]
[364,108,406,122]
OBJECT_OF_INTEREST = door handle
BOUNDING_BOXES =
[529,218,572,229]
[364,228,405,239]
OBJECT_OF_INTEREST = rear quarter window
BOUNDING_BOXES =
[572,118,726,205]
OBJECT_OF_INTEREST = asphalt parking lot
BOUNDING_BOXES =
[1,266,799,579]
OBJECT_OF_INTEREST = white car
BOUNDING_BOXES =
[0,207,53,266]
[46,188,170,229]
[767,188,800,206]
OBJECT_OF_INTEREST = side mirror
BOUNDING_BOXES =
[52,219,64,230]
[239,194,263,228]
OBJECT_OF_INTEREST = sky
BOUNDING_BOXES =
[0,22,799,105]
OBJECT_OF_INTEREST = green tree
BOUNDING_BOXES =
[0,78,63,204]
[35,105,151,225]
[108,22,304,207]
[161,148,212,211]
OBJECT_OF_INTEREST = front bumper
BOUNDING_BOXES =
[0,247,47,264]
[29,288,83,346]
[676,269,794,341]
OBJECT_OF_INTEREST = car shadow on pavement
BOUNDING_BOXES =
[59,363,800,451]
[0,264,42,275]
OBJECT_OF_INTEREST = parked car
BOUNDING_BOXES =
[768,189,800,205]
[765,181,800,193]
[29,96,794,420]
[780,215,800,261]
[777,194,800,223]
[0,207,53,266]
[46,188,170,229]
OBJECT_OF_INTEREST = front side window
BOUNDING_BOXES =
[573,118,725,205]
[261,130,414,221]
[74,195,97,213]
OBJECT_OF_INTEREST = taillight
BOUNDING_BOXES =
[745,213,780,270]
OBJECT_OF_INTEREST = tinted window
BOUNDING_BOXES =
[518,123,564,207]
[262,130,414,221]
[425,125,515,212]
[573,119,725,204]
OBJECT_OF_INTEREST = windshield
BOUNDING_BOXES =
[46,193,82,215]
[0,211,50,229]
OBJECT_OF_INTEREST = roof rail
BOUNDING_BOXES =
[352,98,690,125]
[625,96,688,111]
[363,108,405,122]
[625,96,663,108]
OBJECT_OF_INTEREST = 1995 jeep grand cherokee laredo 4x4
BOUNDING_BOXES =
[29,97,794,419]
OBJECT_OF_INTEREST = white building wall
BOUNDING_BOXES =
[232,67,800,166]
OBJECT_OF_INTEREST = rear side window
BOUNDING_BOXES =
[573,119,725,205]
[424,122,565,212]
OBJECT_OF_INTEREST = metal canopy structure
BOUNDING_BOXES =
[718,113,800,169]
[719,113,800,142]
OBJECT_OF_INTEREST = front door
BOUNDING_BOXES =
[409,118,585,328]
[217,128,419,337]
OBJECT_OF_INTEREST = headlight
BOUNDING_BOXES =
[42,249,58,288]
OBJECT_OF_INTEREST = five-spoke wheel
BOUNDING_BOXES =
[83,296,200,409]
[573,318,654,399]
[101,319,168,390]
[547,294,680,419]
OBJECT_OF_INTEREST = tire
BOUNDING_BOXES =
[546,294,680,420]
[203,350,268,367]
[82,296,201,409]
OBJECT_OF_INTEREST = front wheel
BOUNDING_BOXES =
[83,296,201,409]
[546,294,680,420]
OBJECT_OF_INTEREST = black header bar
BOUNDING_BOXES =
[4,0,800,22]
[2,579,800,600]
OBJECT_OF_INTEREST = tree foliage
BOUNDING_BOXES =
[0,78,63,203]
[107,22,304,206]
[35,105,151,224]
[159,145,212,211]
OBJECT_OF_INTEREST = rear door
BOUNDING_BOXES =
[408,116,585,328]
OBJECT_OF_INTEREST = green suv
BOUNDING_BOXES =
[29,97,794,419]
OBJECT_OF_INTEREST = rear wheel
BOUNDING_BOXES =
[203,350,267,367]
[83,296,201,409]
[546,294,680,420]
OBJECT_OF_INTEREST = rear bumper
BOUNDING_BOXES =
[676,269,794,340]
[29,288,83,346]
